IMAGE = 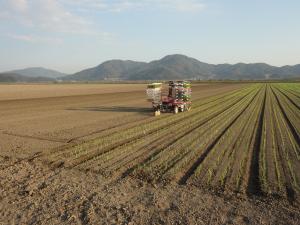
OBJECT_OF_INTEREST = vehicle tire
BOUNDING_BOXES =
[186,104,191,111]
[154,110,161,116]
[174,106,178,114]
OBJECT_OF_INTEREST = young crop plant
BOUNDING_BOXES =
[259,92,269,194]
[43,83,300,201]
[274,99,300,193]
[193,96,257,188]
[270,87,299,197]
[61,86,256,168]
[132,88,257,181]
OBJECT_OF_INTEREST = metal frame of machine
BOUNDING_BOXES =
[146,81,192,116]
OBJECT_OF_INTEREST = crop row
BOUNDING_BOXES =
[45,83,300,201]
[47,85,257,167]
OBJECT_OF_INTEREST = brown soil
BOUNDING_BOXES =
[0,83,299,225]
[1,158,299,225]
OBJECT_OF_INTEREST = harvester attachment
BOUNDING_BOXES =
[146,81,191,116]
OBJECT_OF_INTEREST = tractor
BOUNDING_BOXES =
[146,81,192,116]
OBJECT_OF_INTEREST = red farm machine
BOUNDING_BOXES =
[146,81,192,116]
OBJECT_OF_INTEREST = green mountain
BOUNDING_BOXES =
[63,54,300,80]
[129,55,215,80]
[66,60,147,81]
[0,73,55,82]
[4,55,300,82]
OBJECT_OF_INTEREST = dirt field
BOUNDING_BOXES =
[0,83,147,100]
[0,83,299,225]
[0,83,242,158]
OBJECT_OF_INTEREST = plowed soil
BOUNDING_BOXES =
[0,83,299,225]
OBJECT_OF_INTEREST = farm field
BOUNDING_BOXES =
[0,82,300,224]
[45,83,300,199]
[0,82,243,159]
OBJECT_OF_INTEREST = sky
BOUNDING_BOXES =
[0,0,300,74]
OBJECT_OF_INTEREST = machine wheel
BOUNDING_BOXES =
[187,105,191,111]
[154,110,161,116]
[174,106,178,114]
[184,104,191,111]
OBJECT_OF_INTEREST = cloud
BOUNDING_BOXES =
[160,0,205,12]
[1,0,206,32]
[60,0,206,13]
[0,0,205,43]
[6,33,63,44]
[6,34,63,44]
[0,0,96,34]
[9,0,28,12]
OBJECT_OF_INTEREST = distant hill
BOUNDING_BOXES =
[4,55,300,82]
[128,55,215,80]
[7,67,67,79]
[0,73,54,83]
[63,54,300,81]
[66,60,147,81]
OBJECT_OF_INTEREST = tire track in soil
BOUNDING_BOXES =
[2,131,68,143]
[0,152,42,170]
[178,86,261,185]
[246,85,266,196]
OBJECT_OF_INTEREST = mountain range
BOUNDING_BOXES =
[8,67,66,78]
[1,54,300,82]
[0,73,56,83]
